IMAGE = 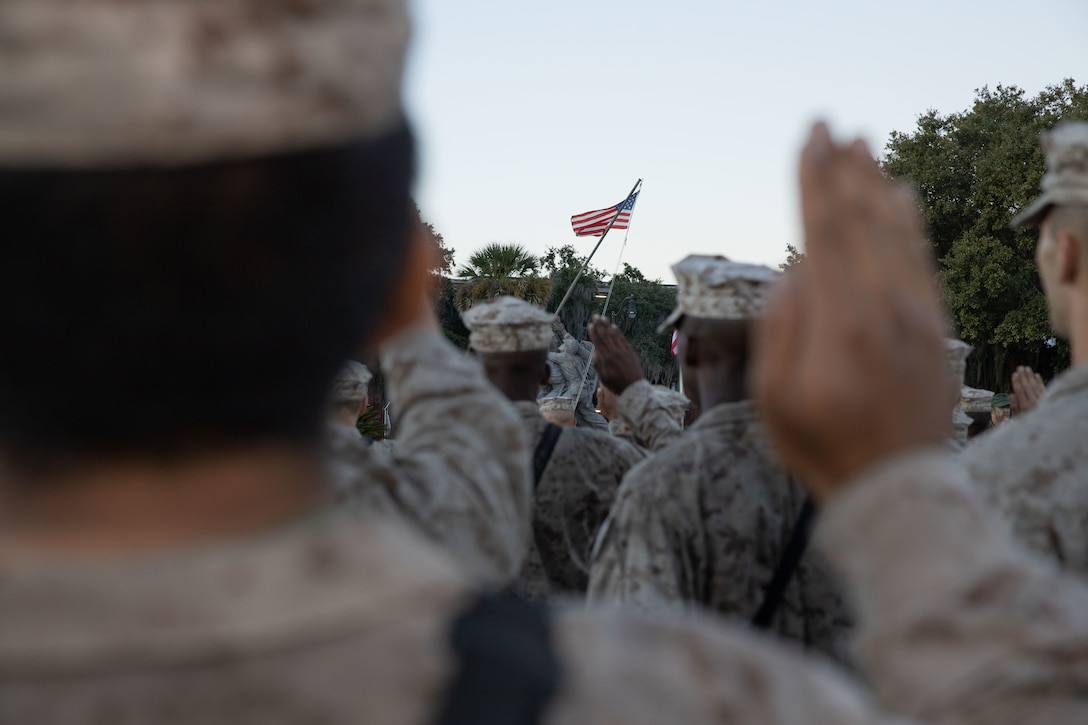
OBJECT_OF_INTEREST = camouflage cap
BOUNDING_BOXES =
[658,255,780,333]
[1011,122,1088,228]
[0,0,409,168]
[461,296,555,353]
[329,360,372,405]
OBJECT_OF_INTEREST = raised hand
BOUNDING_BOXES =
[752,123,949,502]
[587,314,646,395]
[1011,365,1046,415]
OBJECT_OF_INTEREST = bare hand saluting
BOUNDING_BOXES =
[588,314,646,395]
[1010,365,1046,415]
[752,123,949,503]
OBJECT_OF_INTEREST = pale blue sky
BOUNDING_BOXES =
[405,0,1087,283]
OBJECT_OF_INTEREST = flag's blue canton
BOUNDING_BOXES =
[619,191,639,211]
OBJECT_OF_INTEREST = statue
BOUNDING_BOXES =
[539,320,608,430]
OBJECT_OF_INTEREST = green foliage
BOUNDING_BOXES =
[606,263,681,387]
[434,276,470,349]
[417,212,468,349]
[543,246,678,386]
[781,243,806,269]
[417,206,455,276]
[541,245,606,335]
[882,80,1087,390]
[355,406,388,440]
[455,243,552,309]
[425,221,455,276]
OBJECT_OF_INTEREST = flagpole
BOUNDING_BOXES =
[554,177,642,317]
[570,220,637,409]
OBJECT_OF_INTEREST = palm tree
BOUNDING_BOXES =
[455,243,552,310]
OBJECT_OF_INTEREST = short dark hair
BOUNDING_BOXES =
[0,123,415,473]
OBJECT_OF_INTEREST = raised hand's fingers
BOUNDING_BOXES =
[752,269,807,448]
[829,139,898,304]
[799,123,856,318]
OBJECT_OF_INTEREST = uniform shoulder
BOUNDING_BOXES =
[546,606,883,724]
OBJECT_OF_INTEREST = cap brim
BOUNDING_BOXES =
[657,307,683,335]
[1010,194,1054,229]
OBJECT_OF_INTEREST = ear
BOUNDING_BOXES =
[1057,229,1080,284]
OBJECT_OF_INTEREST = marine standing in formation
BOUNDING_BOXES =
[589,256,851,663]
[4,0,1088,722]
[956,122,1088,576]
[462,296,646,597]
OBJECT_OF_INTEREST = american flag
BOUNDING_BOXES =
[570,191,640,237]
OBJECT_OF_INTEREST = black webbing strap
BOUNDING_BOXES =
[532,424,563,490]
[751,497,817,629]
[432,592,562,725]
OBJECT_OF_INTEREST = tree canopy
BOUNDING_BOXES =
[455,243,552,310]
[542,246,679,387]
[882,80,1088,391]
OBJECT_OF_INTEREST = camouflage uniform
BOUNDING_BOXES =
[958,123,1088,576]
[512,400,646,596]
[589,400,853,662]
[13,454,1088,724]
[607,418,636,443]
[960,361,1088,573]
[615,379,686,451]
[327,331,532,586]
[818,451,1088,724]
[459,296,646,596]
[0,506,918,725]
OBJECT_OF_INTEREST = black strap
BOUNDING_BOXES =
[752,497,817,629]
[432,592,562,725]
[532,424,563,489]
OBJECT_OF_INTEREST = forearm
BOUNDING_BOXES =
[379,330,533,583]
[818,451,1088,724]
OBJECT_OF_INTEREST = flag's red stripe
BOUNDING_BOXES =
[571,196,637,237]
[572,214,631,234]
[571,209,618,225]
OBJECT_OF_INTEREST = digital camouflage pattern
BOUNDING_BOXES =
[0,0,411,168]
[588,400,853,663]
[9,448,1088,724]
[460,295,554,353]
[511,400,646,597]
[659,256,780,332]
[0,505,920,725]
[615,379,686,452]
[326,331,533,585]
[959,361,1088,575]
[818,451,1088,724]
[607,418,637,444]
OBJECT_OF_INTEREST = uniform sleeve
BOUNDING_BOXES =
[616,380,685,451]
[373,330,533,585]
[586,463,697,610]
[817,450,1088,724]
[548,607,917,725]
